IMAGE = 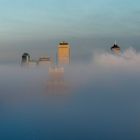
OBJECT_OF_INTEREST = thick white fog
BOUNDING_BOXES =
[94,48,140,68]
[1,48,140,96]
[0,48,140,140]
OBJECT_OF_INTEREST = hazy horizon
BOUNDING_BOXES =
[0,0,140,63]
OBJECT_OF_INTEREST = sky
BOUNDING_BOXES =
[0,0,140,63]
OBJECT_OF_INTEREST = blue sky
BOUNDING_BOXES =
[0,0,139,41]
[0,0,140,63]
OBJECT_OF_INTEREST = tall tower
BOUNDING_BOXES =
[57,42,70,65]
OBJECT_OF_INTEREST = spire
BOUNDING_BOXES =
[114,40,117,45]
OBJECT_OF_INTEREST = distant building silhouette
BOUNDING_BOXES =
[57,42,70,64]
[21,53,30,64]
[21,53,37,66]
[38,56,53,66]
[111,42,121,55]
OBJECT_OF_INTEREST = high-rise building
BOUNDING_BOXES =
[111,42,121,55]
[21,53,30,64]
[57,42,70,64]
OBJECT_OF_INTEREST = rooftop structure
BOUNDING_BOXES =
[111,42,121,55]
[38,56,52,66]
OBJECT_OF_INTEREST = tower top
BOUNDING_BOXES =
[22,53,30,57]
[111,44,120,50]
[111,41,120,51]
[59,41,69,45]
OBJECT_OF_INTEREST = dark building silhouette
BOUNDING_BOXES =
[111,42,121,55]
[21,53,30,64]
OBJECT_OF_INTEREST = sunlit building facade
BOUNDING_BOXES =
[57,42,70,65]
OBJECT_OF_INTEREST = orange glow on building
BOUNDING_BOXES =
[57,42,70,64]
[46,66,68,94]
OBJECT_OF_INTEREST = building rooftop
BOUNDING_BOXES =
[59,42,69,45]
[39,57,51,61]
[22,53,30,56]
[111,44,120,50]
